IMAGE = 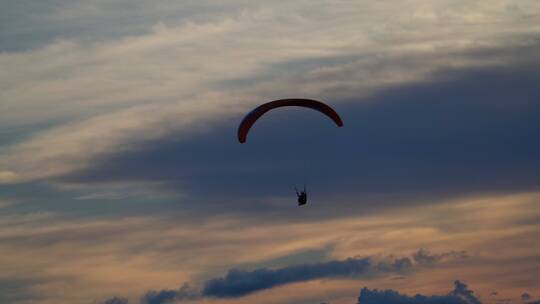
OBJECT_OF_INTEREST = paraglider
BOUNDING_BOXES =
[237,98,343,206]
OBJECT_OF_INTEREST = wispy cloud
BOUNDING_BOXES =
[2,1,539,185]
[0,192,539,303]
[413,249,468,265]
[0,199,16,209]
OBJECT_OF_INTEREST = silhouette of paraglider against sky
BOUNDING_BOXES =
[237,98,343,205]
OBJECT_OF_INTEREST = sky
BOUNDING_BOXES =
[1,1,540,303]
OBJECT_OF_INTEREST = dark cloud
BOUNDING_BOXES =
[137,253,423,301]
[101,296,128,304]
[358,280,481,304]
[123,250,467,302]
[413,249,468,265]
[522,293,540,304]
[202,256,411,298]
[451,280,481,304]
[62,44,540,216]
[141,283,198,304]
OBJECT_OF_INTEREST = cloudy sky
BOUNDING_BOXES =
[1,1,540,303]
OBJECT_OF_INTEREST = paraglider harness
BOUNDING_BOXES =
[295,187,307,206]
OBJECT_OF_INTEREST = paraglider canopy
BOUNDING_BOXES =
[237,98,343,143]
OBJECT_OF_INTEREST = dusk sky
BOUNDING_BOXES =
[1,1,540,304]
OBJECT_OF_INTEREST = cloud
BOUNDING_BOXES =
[2,1,540,187]
[0,0,255,52]
[0,278,42,304]
[141,283,198,304]
[522,293,540,304]
[137,250,443,301]
[0,199,15,209]
[101,296,129,304]
[121,248,469,302]
[358,280,481,304]
[450,280,481,304]
[2,189,539,304]
[0,171,18,184]
[202,256,412,298]
[413,248,468,265]
[60,51,540,214]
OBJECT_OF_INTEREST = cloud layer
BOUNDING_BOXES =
[2,1,540,304]
[358,280,480,304]
[60,52,540,216]
[135,249,465,303]
[2,1,540,186]
[1,192,539,304]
